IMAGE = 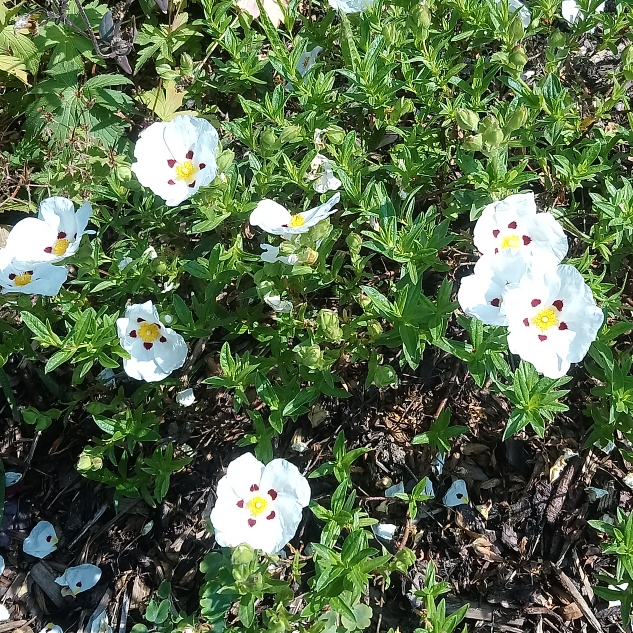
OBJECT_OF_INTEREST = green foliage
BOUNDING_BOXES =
[411,409,468,453]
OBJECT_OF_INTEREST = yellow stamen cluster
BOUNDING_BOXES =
[53,238,70,256]
[246,495,269,517]
[174,160,199,183]
[14,272,32,287]
[288,215,305,228]
[138,322,161,343]
[530,307,558,332]
[501,234,520,249]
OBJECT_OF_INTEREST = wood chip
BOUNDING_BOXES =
[561,602,583,620]
[554,568,603,633]
[29,561,66,609]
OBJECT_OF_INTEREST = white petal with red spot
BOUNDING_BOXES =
[210,453,311,554]
[5,197,92,265]
[458,251,529,325]
[23,521,58,558]
[131,114,219,207]
[473,192,567,265]
[116,300,188,383]
[250,193,340,237]
[55,564,101,595]
[0,249,68,297]
[443,480,469,506]
[503,264,604,378]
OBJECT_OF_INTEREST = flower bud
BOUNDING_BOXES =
[504,106,528,133]
[298,248,319,265]
[481,117,503,148]
[413,4,431,29]
[346,232,363,255]
[279,125,302,144]
[306,218,331,242]
[456,108,479,132]
[358,293,371,309]
[326,126,345,145]
[231,543,255,566]
[261,128,278,152]
[462,133,483,151]
[150,257,169,274]
[508,16,524,43]
[216,149,234,173]
[77,454,92,471]
[317,309,343,341]
[508,47,528,70]
[367,320,383,340]
[382,23,398,46]
[549,30,566,48]
[295,344,323,368]
[115,163,132,182]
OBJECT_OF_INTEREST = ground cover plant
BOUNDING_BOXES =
[2,0,633,629]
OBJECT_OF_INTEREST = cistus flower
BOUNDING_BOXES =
[443,479,469,506]
[210,453,311,554]
[5,197,92,264]
[259,244,298,265]
[0,251,67,296]
[263,292,293,313]
[473,192,568,264]
[562,0,604,23]
[306,154,342,194]
[503,265,604,378]
[327,0,374,12]
[23,521,58,558]
[249,192,340,238]
[55,564,102,596]
[176,387,196,407]
[297,46,322,77]
[131,114,219,207]
[457,252,529,325]
[117,300,188,382]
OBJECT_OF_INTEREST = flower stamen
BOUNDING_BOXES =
[288,215,305,228]
[174,160,199,183]
[246,495,269,517]
[500,234,520,249]
[13,272,32,287]
[530,307,559,332]
[137,322,161,343]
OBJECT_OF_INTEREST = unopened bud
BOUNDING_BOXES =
[296,344,323,368]
[508,15,524,43]
[508,46,528,70]
[326,126,345,145]
[261,128,278,152]
[462,133,483,151]
[231,543,255,565]
[317,309,343,341]
[550,30,566,48]
[346,232,363,255]
[481,117,503,148]
[358,293,371,309]
[216,149,234,173]
[367,320,383,340]
[280,125,302,144]
[298,248,319,265]
[504,106,528,133]
[456,108,479,132]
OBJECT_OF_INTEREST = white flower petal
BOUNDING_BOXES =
[225,453,266,498]
[176,388,196,407]
[385,482,404,498]
[0,555,4,576]
[297,46,323,77]
[504,0,532,27]
[132,115,219,207]
[562,0,604,23]
[263,292,293,313]
[89,610,112,633]
[503,264,603,378]
[39,624,64,633]
[260,459,311,507]
[55,564,101,594]
[0,605,9,622]
[5,472,21,486]
[443,480,469,506]
[23,521,58,558]
[327,0,374,12]
[250,200,292,235]
[372,523,398,541]
[297,192,341,229]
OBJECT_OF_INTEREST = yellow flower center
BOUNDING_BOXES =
[246,495,269,517]
[138,322,161,343]
[501,234,520,249]
[530,307,559,332]
[53,238,70,256]
[174,160,199,183]
[288,215,305,228]
[14,272,32,287]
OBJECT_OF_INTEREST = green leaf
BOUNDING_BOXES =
[45,349,75,373]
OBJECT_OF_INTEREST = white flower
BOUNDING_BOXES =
[372,523,398,541]
[259,244,298,265]
[118,256,134,270]
[176,388,196,407]
[210,453,311,554]
[39,624,63,633]
[249,193,340,237]
[562,0,604,23]
[497,0,531,27]
[116,300,188,383]
[131,115,219,207]
[23,521,58,558]
[328,0,374,13]
[0,605,8,622]
[5,197,92,265]
[307,154,342,194]
[503,264,604,379]
[5,472,21,486]
[55,564,101,596]
[297,46,322,77]
[443,480,469,506]
[0,251,67,296]
[314,128,326,149]
[473,192,567,264]
[458,251,529,326]
[90,610,112,633]
[263,292,293,313]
